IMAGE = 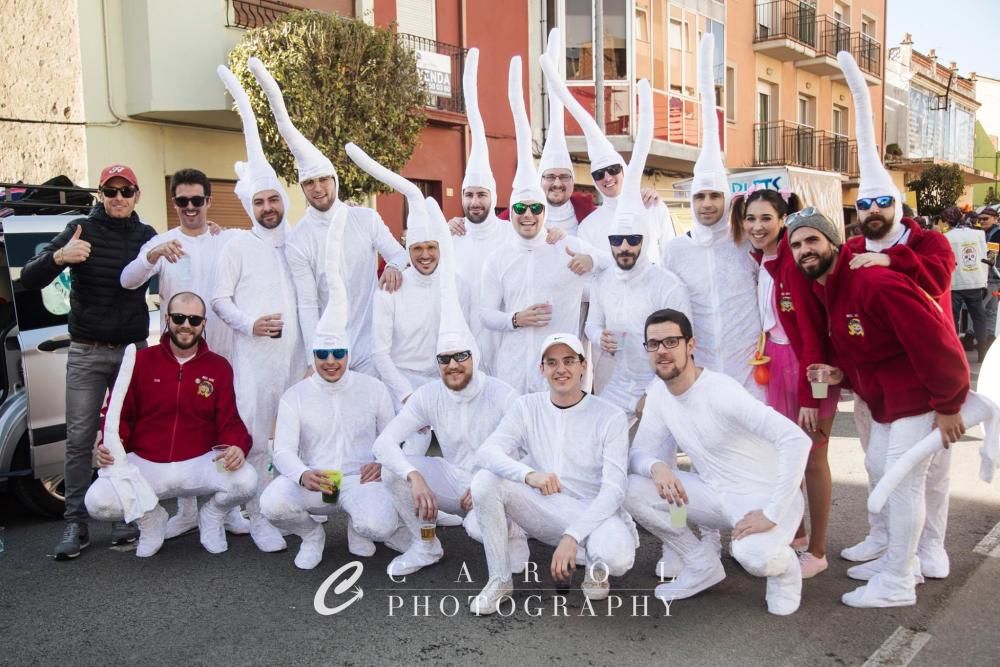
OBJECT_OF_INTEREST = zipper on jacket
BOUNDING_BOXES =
[168,365,183,462]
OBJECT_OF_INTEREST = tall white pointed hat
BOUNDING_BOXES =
[312,206,351,350]
[461,48,497,206]
[539,52,625,176]
[538,28,573,174]
[508,56,546,205]
[428,195,480,364]
[838,50,904,242]
[217,64,290,232]
[612,79,653,238]
[345,142,436,248]
[690,34,730,211]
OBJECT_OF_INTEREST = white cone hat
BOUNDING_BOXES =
[690,34,730,211]
[312,205,350,350]
[539,28,573,174]
[461,48,497,206]
[428,196,480,364]
[508,56,546,205]
[612,80,653,238]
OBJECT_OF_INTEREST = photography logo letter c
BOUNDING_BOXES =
[314,561,364,616]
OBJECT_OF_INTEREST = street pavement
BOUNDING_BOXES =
[2,365,999,666]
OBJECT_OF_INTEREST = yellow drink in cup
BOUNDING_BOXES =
[669,502,687,528]
[321,470,343,504]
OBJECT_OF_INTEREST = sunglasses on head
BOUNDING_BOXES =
[856,195,894,211]
[609,234,643,247]
[174,195,208,208]
[168,313,205,327]
[101,186,137,199]
[436,350,472,365]
[590,164,623,181]
[314,348,348,360]
[511,202,545,216]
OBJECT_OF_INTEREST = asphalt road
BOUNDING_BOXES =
[2,386,999,665]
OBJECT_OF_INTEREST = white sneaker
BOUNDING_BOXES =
[199,503,229,554]
[250,515,287,553]
[582,564,611,601]
[917,544,950,579]
[386,539,443,577]
[294,524,326,570]
[436,511,463,527]
[841,576,916,608]
[223,507,251,535]
[470,577,513,615]
[136,505,169,558]
[654,558,726,601]
[164,499,199,539]
[655,544,684,579]
[765,560,802,616]
[840,535,887,562]
[847,555,924,584]
[347,519,376,557]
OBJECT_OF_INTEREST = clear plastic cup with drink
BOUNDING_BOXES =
[807,366,830,399]
[212,445,229,473]
[321,470,343,504]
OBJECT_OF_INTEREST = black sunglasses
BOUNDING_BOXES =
[101,186,137,199]
[591,164,623,181]
[511,202,545,216]
[168,313,205,327]
[609,234,643,247]
[314,348,348,360]
[174,195,208,208]
[436,350,472,365]
[856,195,894,211]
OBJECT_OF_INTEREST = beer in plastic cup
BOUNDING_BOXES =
[807,367,829,399]
[212,445,229,473]
[669,502,687,528]
[420,518,436,541]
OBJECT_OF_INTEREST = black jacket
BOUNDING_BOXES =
[21,205,157,344]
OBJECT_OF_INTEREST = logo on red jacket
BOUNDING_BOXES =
[196,376,215,398]
[779,292,794,313]
[846,315,864,337]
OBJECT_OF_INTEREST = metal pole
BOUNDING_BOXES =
[594,0,605,132]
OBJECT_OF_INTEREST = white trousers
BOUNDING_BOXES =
[471,470,636,581]
[382,455,480,541]
[85,451,257,521]
[259,474,400,541]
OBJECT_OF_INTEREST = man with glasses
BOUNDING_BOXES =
[978,207,1000,344]
[625,309,811,615]
[469,333,635,614]
[22,163,157,560]
[84,292,255,557]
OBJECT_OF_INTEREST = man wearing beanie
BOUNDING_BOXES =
[787,207,969,608]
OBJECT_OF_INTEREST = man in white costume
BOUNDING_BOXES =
[470,331,636,614]
[656,35,762,398]
[374,197,522,577]
[625,308,811,615]
[479,57,598,395]
[248,57,409,375]
[259,215,404,570]
[211,65,304,553]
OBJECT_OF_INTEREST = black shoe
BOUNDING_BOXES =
[54,522,90,560]
[961,334,975,351]
[110,520,139,545]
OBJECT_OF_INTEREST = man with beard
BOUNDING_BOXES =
[625,309,811,615]
[85,292,256,557]
[787,208,969,607]
[211,65,304,553]
[836,53,956,578]
[248,58,408,375]
[374,197,520,577]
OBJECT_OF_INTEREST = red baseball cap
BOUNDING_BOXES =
[99,164,139,188]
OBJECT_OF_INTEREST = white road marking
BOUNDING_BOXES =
[863,627,931,667]
[973,521,1000,557]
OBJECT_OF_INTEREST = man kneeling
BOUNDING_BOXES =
[625,309,811,615]
[85,292,256,557]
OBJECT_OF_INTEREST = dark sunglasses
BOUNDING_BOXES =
[436,350,472,365]
[590,164,623,181]
[314,348,348,360]
[609,234,643,247]
[101,186,137,199]
[856,195,894,211]
[174,195,208,208]
[168,313,205,327]
[511,202,545,216]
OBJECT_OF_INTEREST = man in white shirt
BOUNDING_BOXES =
[625,309,811,615]
[943,208,990,361]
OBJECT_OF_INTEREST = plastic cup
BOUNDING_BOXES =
[420,518,436,541]
[807,367,829,399]
[669,503,687,528]
[321,470,343,504]
[212,445,229,473]
[811,381,829,399]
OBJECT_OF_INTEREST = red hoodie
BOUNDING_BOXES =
[116,334,252,463]
[498,191,597,222]
[810,244,969,424]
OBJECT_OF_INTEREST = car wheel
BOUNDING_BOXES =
[10,433,65,518]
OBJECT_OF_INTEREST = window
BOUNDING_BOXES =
[564,0,627,81]
[635,5,650,42]
[395,0,435,40]
[832,105,848,136]
[797,94,816,127]
[861,16,875,38]
[834,1,850,27]
[725,65,736,122]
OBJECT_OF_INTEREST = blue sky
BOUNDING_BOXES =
[887,0,1000,77]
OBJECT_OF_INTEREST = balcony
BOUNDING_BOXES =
[752,1,818,61]
[396,33,467,117]
[754,121,860,178]
[228,0,295,29]
[803,20,882,85]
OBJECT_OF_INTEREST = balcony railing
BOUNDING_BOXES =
[754,121,860,178]
[228,0,296,30]
[753,0,818,47]
[396,33,467,115]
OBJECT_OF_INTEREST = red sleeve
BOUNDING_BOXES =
[570,192,597,220]
[788,272,829,409]
[882,229,954,300]
[117,375,140,451]
[213,358,252,455]
[498,208,509,221]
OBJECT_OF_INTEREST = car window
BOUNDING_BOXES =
[4,232,73,331]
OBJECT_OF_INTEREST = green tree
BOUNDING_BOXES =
[229,11,426,199]
[984,186,1000,206]
[909,163,965,216]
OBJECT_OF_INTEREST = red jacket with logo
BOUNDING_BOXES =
[116,334,251,463]
[810,244,968,424]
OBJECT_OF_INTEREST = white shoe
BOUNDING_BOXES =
[654,558,726,601]
[842,576,916,608]
[136,505,169,558]
[847,555,924,584]
[436,511,463,527]
[470,577,513,615]
[250,515,287,553]
[224,507,251,535]
[199,503,229,554]
[766,560,802,616]
[509,533,531,575]
[582,564,611,601]
[387,539,443,577]
[347,519,376,557]
[164,499,199,539]
[840,535,887,562]
[294,524,326,570]
[917,544,950,579]
[655,544,684,579]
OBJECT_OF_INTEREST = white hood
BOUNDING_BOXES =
[311,205,350,351]
[538,28,573,174]
[611,80,654,276]
[461,48,497,208]
[689,34,731,246]
[428,195,480,366]
[508,56,546,205]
